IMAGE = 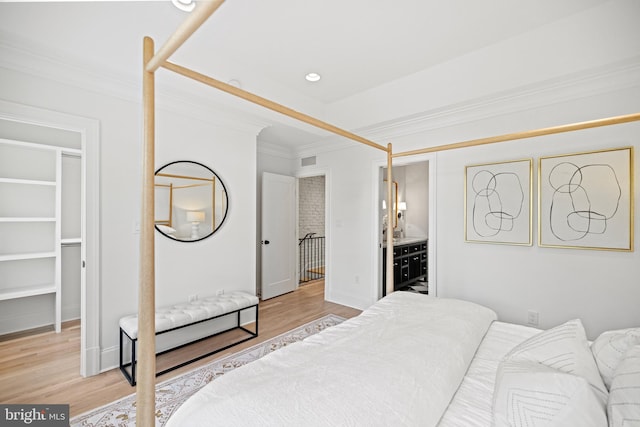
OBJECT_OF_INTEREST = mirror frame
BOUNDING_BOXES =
[154,160,229,242]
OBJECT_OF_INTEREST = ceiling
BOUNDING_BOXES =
[0,0,609,150]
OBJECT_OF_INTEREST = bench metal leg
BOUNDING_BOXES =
[119,328,136,386]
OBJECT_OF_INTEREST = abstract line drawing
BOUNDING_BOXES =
[465,159,532,245]
[471,170,524,237]
[539,147,633,251]
[548,162,621,241]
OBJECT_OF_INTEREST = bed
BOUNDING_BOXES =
[133,2,640,425]
[165,292,638,427]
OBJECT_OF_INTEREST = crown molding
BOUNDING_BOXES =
[291,55,640,158]
[0,30,271,136]
[3,29,637,158]
[356,55,640,142]
[257,139,296,159]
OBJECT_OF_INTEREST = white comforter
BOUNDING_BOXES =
[166,292,497,427]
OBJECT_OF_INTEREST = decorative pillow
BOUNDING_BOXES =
[156,224,177,235]
[592,327,640,390]
[607,344,640,427]
[493,360,607,427]
[503,318,608,402]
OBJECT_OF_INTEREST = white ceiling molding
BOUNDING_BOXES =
[0,31,271,137]
[3,29,637,159]
[292,55,640,158]
[256,139,296,159]
[355,55,640,143]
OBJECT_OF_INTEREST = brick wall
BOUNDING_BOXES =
[299,175,325,237]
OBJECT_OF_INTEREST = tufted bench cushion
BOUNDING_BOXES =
[118,290,259,386]
[119,291,259,339]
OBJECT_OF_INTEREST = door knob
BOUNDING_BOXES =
[263,240,270,245]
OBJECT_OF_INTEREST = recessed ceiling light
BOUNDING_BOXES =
[305,72,321,82]
[227,79,242,89]
[171,0,195,12]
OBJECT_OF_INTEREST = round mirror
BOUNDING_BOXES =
[154,160,229,242]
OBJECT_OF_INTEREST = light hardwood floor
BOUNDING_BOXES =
[0,280,361,417]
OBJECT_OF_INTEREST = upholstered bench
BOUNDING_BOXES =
[119,291,259,386]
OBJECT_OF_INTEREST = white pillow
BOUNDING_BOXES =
[493,360,607,427]
[156,224,177,235]
[504,318,608,402]
[607,344,640,427]
[592,328,640,390]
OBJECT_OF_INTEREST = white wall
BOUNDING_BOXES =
[310,81,640,339]
[403,86,640,339]
[404,162,429,238]
[297,144,383,308]
[0,56,263,370]
[295,0,640,339]
[381,163,429,239]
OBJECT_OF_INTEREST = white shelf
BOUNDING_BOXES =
[0,139,64,332]
[0,283,57,301]
[0,217,56,222]
[0,138,64,333]
[0,177,56,186]
[0,252,57,262]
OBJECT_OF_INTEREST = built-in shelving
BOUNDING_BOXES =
[0,283,57,301]
[0,217,56,222]
[0,252,57,262]
[0,137,80,333]
[0,177,56,186]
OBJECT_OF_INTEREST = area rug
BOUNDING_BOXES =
[71,314,345,426]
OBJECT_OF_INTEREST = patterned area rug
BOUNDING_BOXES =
[71,314,345,426]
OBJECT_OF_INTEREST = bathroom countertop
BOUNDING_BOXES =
[381,236,427,248]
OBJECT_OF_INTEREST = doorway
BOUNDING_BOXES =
[298,175,326,285]
[373,154,436,300]
[0,100,100,377]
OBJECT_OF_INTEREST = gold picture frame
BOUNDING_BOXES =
[538,146,634,251]
[465,158,533,245]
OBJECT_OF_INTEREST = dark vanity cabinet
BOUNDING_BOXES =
[382,239,428,296]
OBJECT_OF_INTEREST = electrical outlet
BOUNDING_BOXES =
[188,294,198,303]
[216,289,224,296]
[527,310,539,326]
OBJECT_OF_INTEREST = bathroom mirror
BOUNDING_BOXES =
[154,160,228,242]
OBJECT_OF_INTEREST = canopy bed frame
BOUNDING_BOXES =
[137,1,640,424]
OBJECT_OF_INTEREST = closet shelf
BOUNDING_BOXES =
[0,217,56,222]
[0,283,57,301]
[1,137,69,334]
[0,252,57,262]
[0,177,56,186]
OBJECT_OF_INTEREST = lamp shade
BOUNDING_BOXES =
[186,211,205,223]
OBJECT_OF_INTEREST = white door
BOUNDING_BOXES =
[261,172,297,299]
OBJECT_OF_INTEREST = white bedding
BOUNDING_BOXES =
[438,321,541,426]
[166,292,497,427]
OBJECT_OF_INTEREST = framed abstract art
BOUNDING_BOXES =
[538,146,633,251]
[465,158,533,245]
